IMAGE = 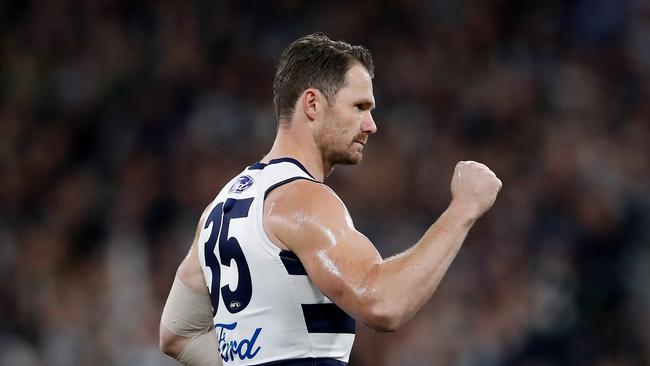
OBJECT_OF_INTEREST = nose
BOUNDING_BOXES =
[361,113,377,135]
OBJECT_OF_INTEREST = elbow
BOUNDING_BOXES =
[359,299,404,333]
[159,325,184,358]
[350,268,406,333]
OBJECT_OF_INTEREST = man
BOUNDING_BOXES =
[160,32,502,366]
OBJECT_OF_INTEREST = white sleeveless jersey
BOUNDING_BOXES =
[197,158,355,366]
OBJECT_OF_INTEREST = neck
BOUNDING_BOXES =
[262,123,330,181]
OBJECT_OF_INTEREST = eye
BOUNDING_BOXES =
[354,101,375,111]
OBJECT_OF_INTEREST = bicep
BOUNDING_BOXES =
[298,228,381,307]
[267,182,382,315]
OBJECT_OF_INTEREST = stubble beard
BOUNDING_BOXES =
[318,132,363,167]
[317,114,364,169]
[325,144,362,166]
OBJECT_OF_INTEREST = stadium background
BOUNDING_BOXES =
[1,0,649,365]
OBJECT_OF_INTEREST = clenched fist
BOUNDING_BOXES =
[450,161,502,220]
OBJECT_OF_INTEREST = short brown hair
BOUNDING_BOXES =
[273,32,374,123]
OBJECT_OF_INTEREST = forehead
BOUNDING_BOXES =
[336,63,375,103]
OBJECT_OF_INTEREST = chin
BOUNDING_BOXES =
[341,152,363,165]
[324,144,365,166]
[326,152,362,166]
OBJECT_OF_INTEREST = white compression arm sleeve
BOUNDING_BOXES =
[161,276,221,366]
[177,327,220,366]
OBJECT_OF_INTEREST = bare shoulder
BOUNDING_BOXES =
[263,178,381,314]
[267,179,344,212]
[264,179,352,251]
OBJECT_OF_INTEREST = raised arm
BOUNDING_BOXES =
[264,161,502,332]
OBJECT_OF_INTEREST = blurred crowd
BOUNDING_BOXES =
[1,0,649,365]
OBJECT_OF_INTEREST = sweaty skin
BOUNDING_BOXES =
[263,162,500,332]
[160,59,502,362]
[256,64,503,332]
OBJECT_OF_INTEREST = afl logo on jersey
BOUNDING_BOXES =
[229,175,255,193]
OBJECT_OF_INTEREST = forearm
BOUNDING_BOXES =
[366,203,475,330]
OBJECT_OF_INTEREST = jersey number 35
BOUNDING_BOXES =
[203,198,254,315]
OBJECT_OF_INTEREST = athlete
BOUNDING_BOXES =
[159,33,502,366]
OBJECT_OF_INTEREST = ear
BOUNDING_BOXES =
[301,88,319,121]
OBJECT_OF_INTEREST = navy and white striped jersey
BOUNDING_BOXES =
[197,158,355,366]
